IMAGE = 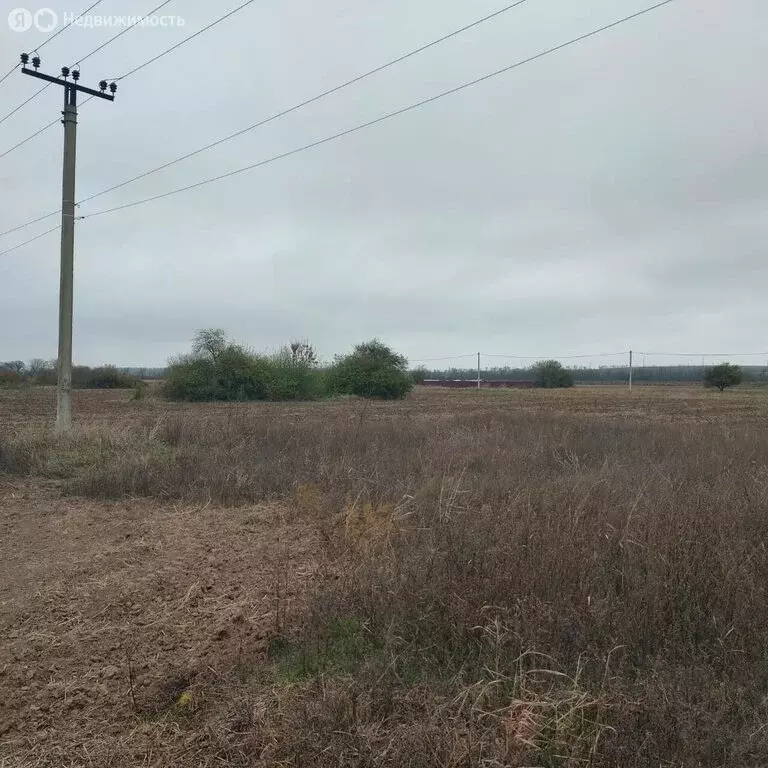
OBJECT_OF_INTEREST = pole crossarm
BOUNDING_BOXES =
[21,67,115,100]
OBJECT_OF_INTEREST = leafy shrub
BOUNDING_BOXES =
[163,330,323,402]
[164,348,271,402]
[326,340,413,400]
[215,346,274,401]
[163,356,213,401]
[704,362,742,391]
[411,366,428,385]
[266,349,323,401]
[532,359,574,389]
[83,365,140,389]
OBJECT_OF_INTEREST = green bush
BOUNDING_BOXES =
[532,359,574,389]
[704,362,742,392]
[326,340,413,400]
[164,348,271,402]
[266,354,324,401]
[163,356,213,401]
[215,347,274,401]
[83,365,140,389]
[163,330,323,402]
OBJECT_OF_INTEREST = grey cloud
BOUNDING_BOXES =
[1,0,766,366]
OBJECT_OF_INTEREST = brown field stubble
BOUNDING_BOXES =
[2,385,768,766]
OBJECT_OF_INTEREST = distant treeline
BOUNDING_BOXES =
[6,358,767,389]
[118,367,167,379]
[419,365,768,384]
[0,361,143,389]
[0,360,167,385]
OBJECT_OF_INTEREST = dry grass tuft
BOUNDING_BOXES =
[343,497,395,543]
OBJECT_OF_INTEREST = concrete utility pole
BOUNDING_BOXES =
[629,349,633,391]
[477,352,481,390]
[19,54,116,432]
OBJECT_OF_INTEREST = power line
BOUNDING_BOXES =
[115,0,261,81]
[1,0,676,243]
[0,0,108,90]
[1,0,533,223]
[0,64,19,89]
[414,352,768,363]
[0,93,98,168]
[0,225,59,257]
[0,208,61,239]
[0,117,60,161]
[35,0,109,53]
[117,0,529,83]
[413,355,768,369]
[0,0,263,163]
[0,84,50,126]
[79,0,532,204]
[77,0,176,66]
[484,352,629,359]
[0,0,175,126]
[0,0,258,230]
[81,0,677,222]
[411,354,478,363]
[640,351,768,357]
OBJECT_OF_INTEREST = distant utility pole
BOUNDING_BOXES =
[628,349,633,391]
[477,352,481,390]
[19,53,116,432]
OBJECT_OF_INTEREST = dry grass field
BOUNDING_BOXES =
[2,385,768,767]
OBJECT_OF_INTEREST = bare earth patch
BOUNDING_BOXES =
[0,478,319,765]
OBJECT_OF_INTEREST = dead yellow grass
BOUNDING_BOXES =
[3,385,768,766]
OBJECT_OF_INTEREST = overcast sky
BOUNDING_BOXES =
[0,0,765,368]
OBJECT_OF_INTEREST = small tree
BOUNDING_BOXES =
[288,339,318,366]
[411,366,428,385]
[532,360,574,389]
[191,328,228,363]
[31,360,57,385]
[27,358,49,377]
[326,339,413,400]
[704,363,742,392]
